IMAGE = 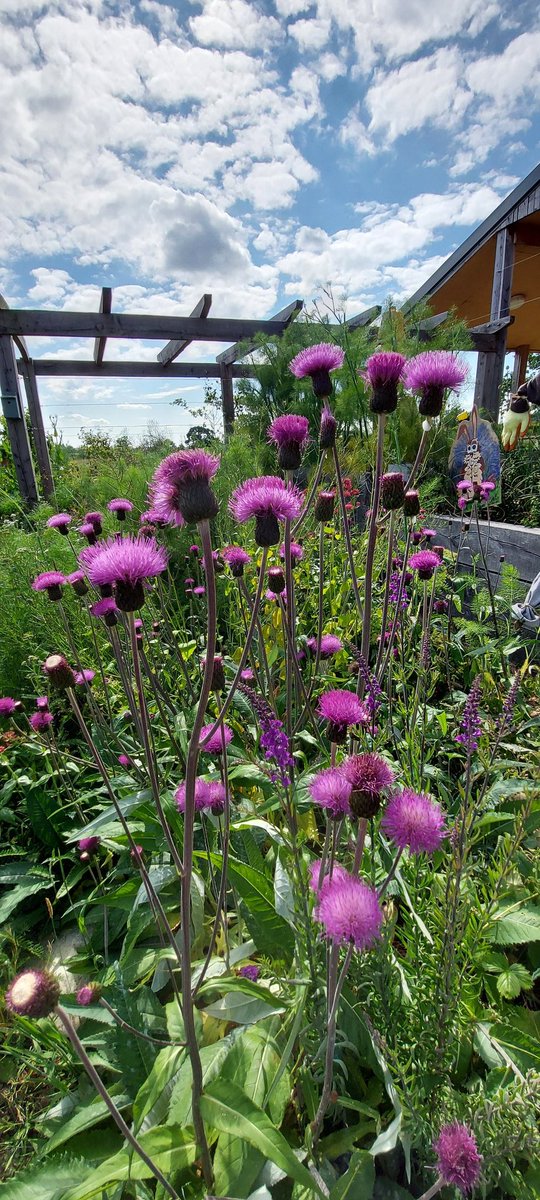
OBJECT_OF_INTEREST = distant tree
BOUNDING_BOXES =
[185,425,219,449]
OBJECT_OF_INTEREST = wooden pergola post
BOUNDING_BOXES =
[474,227,515,421]
[21,360,54,499]
[219,364,235,437]
[512,344,529,391]
[0,335,38,506]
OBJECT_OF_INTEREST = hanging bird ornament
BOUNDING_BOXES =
[501,370,540,451]
[448,405,500,508]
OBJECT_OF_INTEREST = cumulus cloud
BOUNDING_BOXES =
[189,0,283,49]
[117,403,152,410]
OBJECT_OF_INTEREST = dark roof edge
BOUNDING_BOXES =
[402,161,540,313]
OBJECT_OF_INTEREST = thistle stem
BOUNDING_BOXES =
[416,1178,443,1200]
[56,1006,181,1200]
[374,509,396,674]
[360,414,386,666]
[332,444,364,623]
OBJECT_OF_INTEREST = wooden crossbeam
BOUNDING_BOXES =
[0,293,29,362]
[157,294,212,365]
[216,299,303,365]
[0,310,303,342]
[469,315,513,354]
[17,360,255,379]
[345,305,381,330]
[93,287,112,365]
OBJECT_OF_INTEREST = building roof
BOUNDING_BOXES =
[404,163,540,352]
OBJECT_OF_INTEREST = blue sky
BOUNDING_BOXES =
[1,0,539,443]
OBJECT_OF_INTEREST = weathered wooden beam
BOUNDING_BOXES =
[220,363,235,437]
[93,287,112,366]
[0,336,38,506]
[157,294,212,365]
[216,299,303,365]
[0,310,303,343]
[345,305,381,330]
[468,316,513,354]
[0,293,29,362]
[474,228,514,420]
[18,360,255,379]
[21,361,54,499]
[512,345,529,391]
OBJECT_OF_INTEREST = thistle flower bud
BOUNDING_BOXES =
[403,490,420,517]
[381,472,405,511]
[319,405,337,450]
[67,571,89,597]
[314,491,335,522]
[5,968,60,1019]
[76,982,102,1006]
[202,654,225,691]
[267,566,286,594]
[43,654,76,690]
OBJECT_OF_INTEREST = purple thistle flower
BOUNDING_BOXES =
[229,477,303,547]
[319,404,337,450]
[342,752,395,818]
[193,585,206,597]
[318,689,369,744]
[456,677,482,753]
[149,449,220,525]
[421,527,437,540]
[43,654,75,690]
[381,472,405,511]
[80,535,168,611]
[267,566,286,595]
[268,414,310,470]
[382,789,446,854]
[66,570,88,596]
[46,512,72,534]
[316,870,383,950]
[307,633,343,658]
[279,541,304,562]
[74,669,95,686]
[289,343,344,399]
[36,696,48,710]
[314,490,335,522]
[239,683,294,787]
[89,597,118,624]
[32,571,66,601]
[76,982,101,1006]
[207,781,226,815]
[408,550,440,580]
[5,969,60,1019]
[78,522,98,543]
[78,836,101,855]
[85,511,103,528]
[30,710,53,732]
[0,698,17,716]
[308,859,349,898]
[199,723,233,753]
[404,351,467,419]
[239,964,260,982]
[107,498,133,519]
[309,766,352,818]
[363,352,406,415]
[403,489,420,517]
[222,545,251,577]
[240,668,255,682]
[434,1123,482,1194]
[140,508,167,527]
[118,754,131,768]
[175,778,213,813]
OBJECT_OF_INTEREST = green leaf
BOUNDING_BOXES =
[475,1020,540,1075]
[0,1160,86,1200]
[0,867,51,924]
[44,1090,131,1154]
[60,1126,196,1200]
[330,1150,375,1200]
[203,991,286,1025]
[496,963,534,999]
[67,791,152,842]
[133,1044,186,1133]
[488,905,540,945]
[200,1079,325,1199]
[168,1037,236,1125]
[197,973,288,1007]
[215,856,294,961]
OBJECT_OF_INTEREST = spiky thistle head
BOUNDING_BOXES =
[149,449,220,525]
[229,477,303,546]
[289,343,344,398]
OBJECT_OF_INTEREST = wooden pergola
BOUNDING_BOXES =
[0,283,510,506]
[405,161,540,419]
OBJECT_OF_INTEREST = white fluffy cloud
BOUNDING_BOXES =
[189,0,283,48]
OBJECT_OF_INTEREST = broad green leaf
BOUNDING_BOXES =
[67,791,152,841]
[44,1090,131,1154]
[219,856,294,961]
[200,1080,325,1199]
[488,905,540,945]
[60,1126,196,1200]
[0,1159,86,1200]
[496,963,533,999]
[133,1044,186,1133]
[0,868,51,924]
[196,973,287,1007]
[475,1020,540,1076]
[203,991,286,1025]
[330,1150,375,1200]
[274,853,296,926]
[213,1018,291,1198]
[168,1036,236,1125]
